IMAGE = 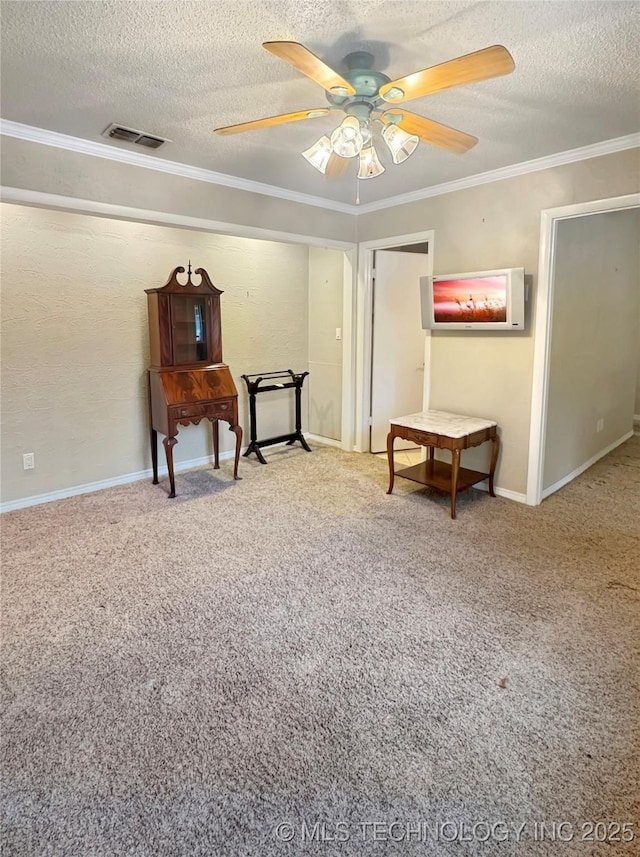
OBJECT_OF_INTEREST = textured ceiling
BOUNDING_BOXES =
[1,1,639,206]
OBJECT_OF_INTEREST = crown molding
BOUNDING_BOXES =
[0,186,356,250]
[0,119,355,215]
[355,133,640,213]
[1,119,638,217]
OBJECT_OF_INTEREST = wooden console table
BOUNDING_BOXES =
[386,410,499,519]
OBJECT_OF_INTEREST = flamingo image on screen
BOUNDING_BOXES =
[433,275,508,323]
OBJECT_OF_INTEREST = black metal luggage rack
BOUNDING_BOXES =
[241,369,311,464]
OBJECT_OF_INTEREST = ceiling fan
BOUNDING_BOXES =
[214,41,515,181]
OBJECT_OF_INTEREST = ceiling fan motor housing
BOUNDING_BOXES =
[325,54,391,119]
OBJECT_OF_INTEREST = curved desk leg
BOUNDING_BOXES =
[163,435,178,499]
[386,432,395,494]
[450,448,461,519]
[230,423,243,479]
[212,419,220,470]
[489,433,500,497]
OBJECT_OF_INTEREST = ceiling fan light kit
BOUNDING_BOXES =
[381,123,419,164]
[301,135,333,174]
[330,115,364,158]
[214,41,515,187]
[357,145,385,180]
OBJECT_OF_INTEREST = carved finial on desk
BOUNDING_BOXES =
[149,265,223,296]
[187,260,192,282]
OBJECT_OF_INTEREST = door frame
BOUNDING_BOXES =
[354,230,434,452]
[340,248,358,452]
[526,192,640,505]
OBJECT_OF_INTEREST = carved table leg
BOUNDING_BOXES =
[489,433,500,497]
[151,428,159,485]
[230,423,243,479]
[213,419,220,470]
[450,448,461,519]
[163,435,178,498]
[386,431,396,494]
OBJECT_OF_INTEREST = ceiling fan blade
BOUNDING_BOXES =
[214,108,330,136]
[325,153,350,179]
[382,110,478,153]
[379,45,515,103]
[263,41,356,96]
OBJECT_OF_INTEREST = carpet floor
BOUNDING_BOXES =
[1,437,639,856]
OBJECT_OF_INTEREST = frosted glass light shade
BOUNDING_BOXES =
[382,123,419,164]
[302,136,333,174]
[330,116,364,158]
[357,145,385,179]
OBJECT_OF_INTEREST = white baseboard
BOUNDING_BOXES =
[1,450,239,513]
[541,430,633,500]
[0,434,538,513]
[1,434,342,513]
[306,433,342,449]
[474,481,527,504]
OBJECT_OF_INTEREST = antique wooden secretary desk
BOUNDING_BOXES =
[146,265,242,498]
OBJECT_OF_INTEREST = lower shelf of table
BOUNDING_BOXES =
[395,460,489,493]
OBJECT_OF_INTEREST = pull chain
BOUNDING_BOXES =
[356,174,360,205]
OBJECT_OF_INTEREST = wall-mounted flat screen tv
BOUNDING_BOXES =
[420,267,526,331]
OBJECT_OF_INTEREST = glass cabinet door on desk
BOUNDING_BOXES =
[146,265,224,368]
[171,295,209,364]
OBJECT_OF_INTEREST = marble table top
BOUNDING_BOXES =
[389,409,497,438]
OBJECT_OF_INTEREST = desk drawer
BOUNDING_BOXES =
[170,404,207,421]
[202,398,236,420]
[168,398,236,424]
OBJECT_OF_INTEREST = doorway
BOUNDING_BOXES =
[370,247,430,452]
[354,230,434,453]
[526,193,640,505]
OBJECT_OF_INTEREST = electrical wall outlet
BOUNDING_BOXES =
[23,452,35,470]
[596,418,604,433]
[335,328,342,340]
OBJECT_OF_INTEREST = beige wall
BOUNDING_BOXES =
[543,208,640,489]
[308,247,344,440]
[0,203,310,503]
[2,141,638,503]
[0,136,357,245]
[358,149,640,495]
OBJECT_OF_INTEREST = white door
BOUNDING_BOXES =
[370,249,430,452]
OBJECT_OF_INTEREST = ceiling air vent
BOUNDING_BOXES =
[102,123,169,149]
